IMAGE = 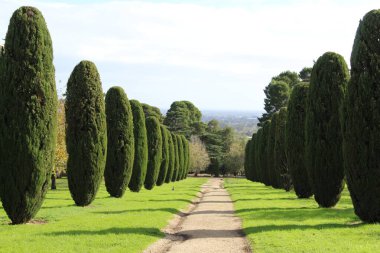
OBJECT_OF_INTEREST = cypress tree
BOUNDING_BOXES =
[65,60,106,206]
[286,83,313,198]
[249,134,257,181]
[185,137,191,178]
[305,52,348,208]
[267,114,278,187]
[260,121,271,185]
[343,10,380,222]
[128,100,148,192]
[0,7,57,224]
[244,140,252,181]
[274,107,291,191]
[156,125,169,186]
[181,135,189,179]
[171,133,180,181]
[165,130,175,183]
[176,135,184,181]
[144,116,163,190]
[254,129,263,183]
[104,87,134,197]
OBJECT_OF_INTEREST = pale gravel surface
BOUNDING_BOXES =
[143,178,251,253]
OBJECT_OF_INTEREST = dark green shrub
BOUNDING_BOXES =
[305,52,348,207]
[165,129,175,183]
[286,83,313,198]
[249,134,257,181]
[171,133,180,181]
[156,125,169,186]
[180,135,189,179]
[244,140,252,180]
[65,60,107,206]
[267,114,278,187]
[104,87,134,197]
[176,135,184,181]
[343,10,380,222]
[185,137,190,178]
[254,128,263,183]
[274,107,291,191]
[0,7,57,224]
[128,100,148,192]
[260,121,271,185]
[144,116,162,190]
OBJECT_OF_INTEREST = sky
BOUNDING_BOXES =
[0,0,378,111]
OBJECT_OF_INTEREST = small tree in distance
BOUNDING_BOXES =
[189,136,210,176]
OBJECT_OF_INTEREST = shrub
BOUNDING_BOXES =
[104,87,134,197]
[244,140,252,180]
[176,135,184,181]
[181,135,189,179]
[305,52,348,207]
[156,125,169,186]
[274,107,291,191]
[165,129,175,183]
[254,128,263,183]
[65,60,107,206]
[267,113,278,187]
[171,133,180,181]
[144,116,162,190]
[286,83,313,198]
[343,10,380,222]
[0,7,57,224]
[260,121,271,185]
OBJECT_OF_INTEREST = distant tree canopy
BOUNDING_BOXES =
[141,103,164,123]
[258,71,304,126]
[164,101,202,138]
[299,67,312,82]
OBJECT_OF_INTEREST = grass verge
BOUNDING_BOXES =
[225,178,380,253]
[0,177,206,253]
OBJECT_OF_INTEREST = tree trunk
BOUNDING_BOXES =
[51,173,56,190]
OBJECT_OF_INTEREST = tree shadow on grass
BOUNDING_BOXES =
[244,222,364,235]
[94,207,180,215]
[236,206,357,222]
[45,227,163,237]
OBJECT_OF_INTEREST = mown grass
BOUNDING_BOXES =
[0,177,206,253]
[225,178,380,253]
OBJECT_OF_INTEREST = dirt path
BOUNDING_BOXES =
[144,178,251,253]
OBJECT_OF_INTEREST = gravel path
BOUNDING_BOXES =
[144,178,251,253]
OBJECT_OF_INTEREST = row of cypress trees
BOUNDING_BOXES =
[245,9,380,222]
[0,6,190,224]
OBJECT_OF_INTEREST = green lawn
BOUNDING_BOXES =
[225,178,380,253]
[0,177,207,253]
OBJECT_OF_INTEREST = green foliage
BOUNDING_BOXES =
[171,133,180,181]
[180,135,189,179]
[165,130,175,183]
[65,60,106,206]
[144,116,163,190]
[267,113,278,187]
[249,135,257,181]
[259,80,291,126]
[286,83,312,198]
[273,71,301,88]
[259,121,271,185]
[305,52,348,208]
[0,7,57,224]
[274,107,291,191]
[244,140,252,180]
[176,135,184,181]
[343,10,380,222]
[141,103,164,123]
[164,101,202,138]
[156,125,169,186]
[128,100,148,192]
[254,129,263,182]
[299,67,312,82]
[104,87,134,197]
